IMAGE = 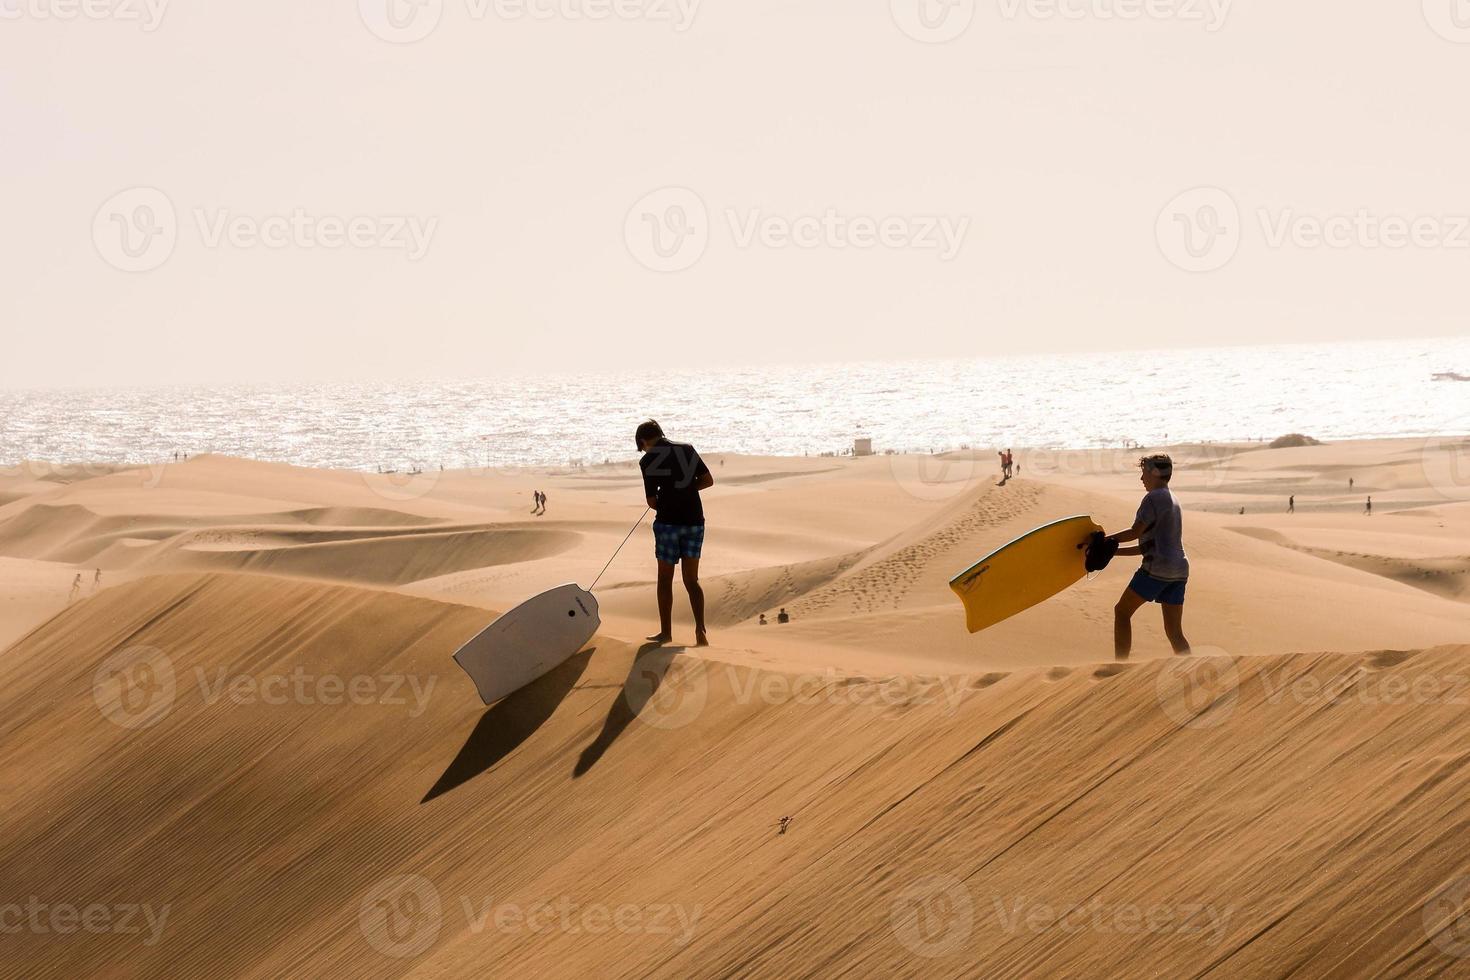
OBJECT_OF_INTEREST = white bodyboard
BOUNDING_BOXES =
[453,584,600,705]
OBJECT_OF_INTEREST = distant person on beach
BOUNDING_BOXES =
[758,613,767,626]
[1365,496,1372,516]
[777,608,790,624]
[1288,495,1295,514]
[538,491,547,515]
[68,574,82,603]
[93,569,102,592]
[1104,454,1191,659]
[1349,477,1354,491]
[638,419,714,647]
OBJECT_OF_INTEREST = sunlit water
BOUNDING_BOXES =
[3,338,1467,471]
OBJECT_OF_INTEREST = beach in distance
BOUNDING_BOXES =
[3,434,1469,977]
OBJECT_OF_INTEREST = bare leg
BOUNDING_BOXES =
[682,558,708,645]
[1161,603,1191,655]
[648,561,675,642]
[1114,588,1147,660]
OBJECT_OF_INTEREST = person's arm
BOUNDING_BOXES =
[1110,522,1145,544]
[693,452,714,491]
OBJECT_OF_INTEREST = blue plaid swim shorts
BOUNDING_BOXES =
[653,522,705,565]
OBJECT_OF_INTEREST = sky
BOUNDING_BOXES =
[2,0,1468,389]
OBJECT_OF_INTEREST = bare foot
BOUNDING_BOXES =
[645,632,672,644]
[694,631,710,647]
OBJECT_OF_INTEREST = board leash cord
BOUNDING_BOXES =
[588,508,651,593]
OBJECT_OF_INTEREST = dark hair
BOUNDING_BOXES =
[635,419,664,449]
[1138,453,1174,481]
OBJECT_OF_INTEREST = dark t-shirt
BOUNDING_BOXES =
[640,439,710,526]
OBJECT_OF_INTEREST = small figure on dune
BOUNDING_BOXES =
[93,568,102,592]
[758,613,767,626]
[777,816,793,835]
[1365,496,1372,516]
[1288,495,1295,514]
[777,608,790,624]
[68,574,82,604]
[1349,477,1355,491]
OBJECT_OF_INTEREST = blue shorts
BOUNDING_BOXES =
[653,522,704,565]
[1129,568,1187,605]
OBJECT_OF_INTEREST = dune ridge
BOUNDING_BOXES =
[2,442,1469,977]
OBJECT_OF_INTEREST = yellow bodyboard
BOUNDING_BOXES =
[948,515,1104,634]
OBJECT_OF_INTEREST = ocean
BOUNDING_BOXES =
[3,338,1466,471]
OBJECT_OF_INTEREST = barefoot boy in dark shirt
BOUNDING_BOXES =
[637,420,714,647]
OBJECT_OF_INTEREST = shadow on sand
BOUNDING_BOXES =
[573,642,680,778]
[422,647,595,803]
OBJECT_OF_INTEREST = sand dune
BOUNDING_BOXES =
[4,572,1470,977]
[2,443,1469,977]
